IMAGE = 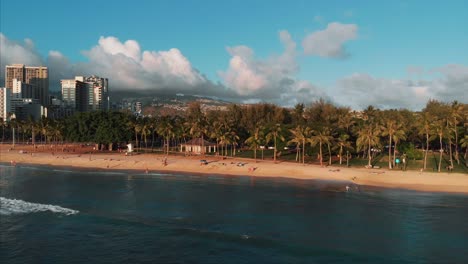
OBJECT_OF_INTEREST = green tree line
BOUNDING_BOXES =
[1,99,466,172]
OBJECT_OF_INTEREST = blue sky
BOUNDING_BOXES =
[1,0,467,109]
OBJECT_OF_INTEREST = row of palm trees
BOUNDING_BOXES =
[1,99,466,172]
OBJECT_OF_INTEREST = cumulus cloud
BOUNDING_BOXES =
[336,65,468,110]
[432,64,468,101]
[0,33,230,96]
[302,22,358,58]
[0,33,44,80]
[79,36,210,92]
[219,30,327,106]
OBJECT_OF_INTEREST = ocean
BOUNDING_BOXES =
[1,164,467,263]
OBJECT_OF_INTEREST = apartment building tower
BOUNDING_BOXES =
[84,75,109,111]
[0,87,12,121]
[61,77,88,112]
[5,64,49,107]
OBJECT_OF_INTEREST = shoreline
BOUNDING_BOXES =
[1,145,467,194]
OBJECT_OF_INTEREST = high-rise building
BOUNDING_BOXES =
[61,77,88,112]
[12,79,37,100]
[5,64,49,107]
[84,75,109,111]
[0,87,12,121]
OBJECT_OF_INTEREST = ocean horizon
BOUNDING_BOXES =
[1,164,467,263]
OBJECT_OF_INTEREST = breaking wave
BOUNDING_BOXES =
[0,197,79,216]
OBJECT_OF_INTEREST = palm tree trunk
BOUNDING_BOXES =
[393,141,398,169]
[388,135,392,169]
[346,150,349,167]
[32,126,35,146]
[273,135,277,162]
[339,145,343,165]
[367,138,372,167]
[296,147,299,162]
[135,130,138,150]
[254,148,257,163]
[302,140,305,165]
[423,133,429,170]
[151,130,155,151]
[12,127,15,147]
[319,141,323,166]
[202,134,205,157]
[167,137,170,155]
[438,135,443,172]
[328,143,332,165]
[448,137,453,168]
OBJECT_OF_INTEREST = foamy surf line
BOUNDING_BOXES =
[0,197,79,216]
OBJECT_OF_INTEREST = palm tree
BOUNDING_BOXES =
[140,117,151,149]
[9,118,18,147]
[337,110,355,133]
[430,119,447,172]
[356,124,381,167]
[266,123,285,162]
[289,125,311,164]
[210,120,224,156]
[323,127,334,166]
[382,119,396,169]
[25,116,37,146]
[187,102,207,156]
[288,126,303,163]
[245,127,261,162]
[308,129,333,167]
[450,101,464,164]
[336,133,353,165]
[382,118,406,169]
[157,116,174,155]
[39,117,49,144]
[229,130,240,157]
[417,111,432,170]
[149,117,158,151]
[446,120,455,169]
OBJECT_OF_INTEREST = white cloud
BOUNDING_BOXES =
[432,64,468,101]
[80,36,207,91]
[302,22,358,58]
[219,30,328,106]
[336,65,468,110]
[97,36,141,61]
[0,33,44,79]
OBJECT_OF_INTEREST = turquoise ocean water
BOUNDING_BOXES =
[1,164,467,263]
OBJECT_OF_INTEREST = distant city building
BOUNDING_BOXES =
[12,79,38,100]
[84,75,109,111]
[12,98,46,121]
[0,87,12,121]
[134,101,142,113]
[61,77,88,112]
[61,75,109,113]
[5,64,49,107]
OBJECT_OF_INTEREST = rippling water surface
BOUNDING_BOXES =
[1,164,467,263]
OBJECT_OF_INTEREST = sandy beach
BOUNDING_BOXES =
[1,144,467,194]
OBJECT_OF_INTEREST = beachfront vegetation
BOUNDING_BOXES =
[1,99,467,173]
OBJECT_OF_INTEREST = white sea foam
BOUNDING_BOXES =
[0,197,79,216]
